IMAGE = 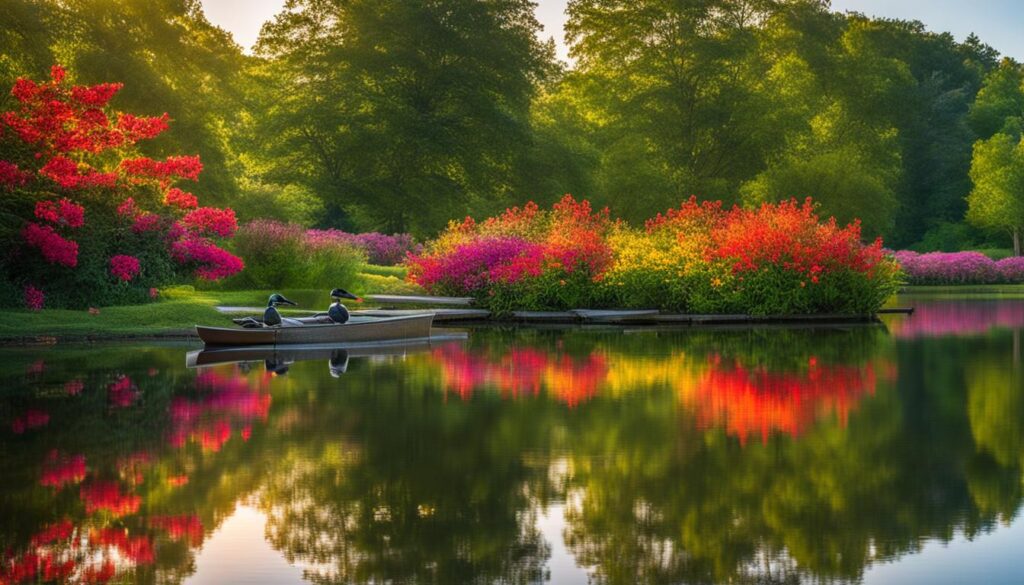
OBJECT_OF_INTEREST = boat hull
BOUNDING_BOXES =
[196,314,434,346]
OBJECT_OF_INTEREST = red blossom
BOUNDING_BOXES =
[40,156,117,189]
[119,155,202,184]
[180,206,238,237]
[23,222,78,267]
[24,284,45,310]
[34,198,85,228]
[0,160,31,187]
[109,254,141,281]
[115,112,170,141]
[163,187,198,210]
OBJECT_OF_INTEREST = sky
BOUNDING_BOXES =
[200,0,1022,64]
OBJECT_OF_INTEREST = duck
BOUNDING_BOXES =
[328,288,362,324]
[264,293,297,327]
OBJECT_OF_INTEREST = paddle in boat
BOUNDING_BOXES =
[196,290,434,346]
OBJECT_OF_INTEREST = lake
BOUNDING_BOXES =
[2,295,1023,584]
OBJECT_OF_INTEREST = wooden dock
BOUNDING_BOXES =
[217,295,914,327]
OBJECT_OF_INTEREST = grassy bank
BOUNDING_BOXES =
[0,266,419,343]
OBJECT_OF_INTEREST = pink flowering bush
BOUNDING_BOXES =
[228,220,365,289]
[109,255,141,281]
[304,229,420,265]
[894,251,1024,285]
[0,65,242,308]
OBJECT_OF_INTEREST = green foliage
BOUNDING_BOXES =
[230,180,324,227]
[250,0,553,235]
[224,223,367,290]
[967,132,1024,239]
[0,0,249,204]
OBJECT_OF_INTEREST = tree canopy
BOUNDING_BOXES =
[0,0,1017,247]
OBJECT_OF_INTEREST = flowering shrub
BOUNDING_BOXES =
[0,65,242,309]
[305,229,420,265]
[408,196,901,315]
[408,196,616,312]
[894,250,1024,285]
[228,220,365,289]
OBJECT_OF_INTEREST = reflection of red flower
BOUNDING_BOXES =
[90,528,154,563]
[107,376,137,408]
[685,356,882,445]
[30,519,74,546]
[432,345,607,407]
[79,481,141,517]
[168,369,271,452]
[151,514,204,544]
[81,560,116,584]
[12,408,50,433]
[65,378,84,395]
[40,451,86,487]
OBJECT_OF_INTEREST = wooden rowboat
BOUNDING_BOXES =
[196,314,434,346]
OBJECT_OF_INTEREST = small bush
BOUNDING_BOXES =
[225,220,366,290]
[896,250,1024,285]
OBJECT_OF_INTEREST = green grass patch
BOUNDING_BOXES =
[0,276,425,342]
[362,264,408,278]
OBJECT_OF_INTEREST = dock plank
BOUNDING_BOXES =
[512,311,579,322]
[365,294,474,306]
[352,308,490,322]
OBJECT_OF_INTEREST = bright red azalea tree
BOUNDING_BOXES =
[0,65,242,309]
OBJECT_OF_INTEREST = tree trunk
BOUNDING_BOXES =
[1015,227,1021,257]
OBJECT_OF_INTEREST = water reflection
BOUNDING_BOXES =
[0,298,1023,584]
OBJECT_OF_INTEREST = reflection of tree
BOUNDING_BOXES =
[0,348,275,584]
[1,323,1023,585]
[258,380,553,584]
[559,328,1023,584]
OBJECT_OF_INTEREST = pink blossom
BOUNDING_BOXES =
[24,285,44,310]
[170,236,244,280]
[109,254,140,281]
[0,160,31,187]
[34,198,85,228]
[22,222,78,266]
[180,207,237,237]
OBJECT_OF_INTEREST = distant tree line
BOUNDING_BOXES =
[5,0,1024,249]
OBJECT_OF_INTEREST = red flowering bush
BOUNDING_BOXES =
[109,255,141,281]
[409,196,900,315]
[0,65,242,308]
[408,195,615,312]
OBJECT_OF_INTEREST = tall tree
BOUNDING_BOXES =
[253,0,553,235]
[564,0,783,221]
[967,133,1024,255]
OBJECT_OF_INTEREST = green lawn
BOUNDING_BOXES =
[0,268,422,343]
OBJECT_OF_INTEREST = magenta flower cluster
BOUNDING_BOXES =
[411,237,539,294]
[894,251,1024,284]
[305,229,421,265]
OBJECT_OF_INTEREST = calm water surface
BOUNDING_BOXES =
[2,295,1024,584]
